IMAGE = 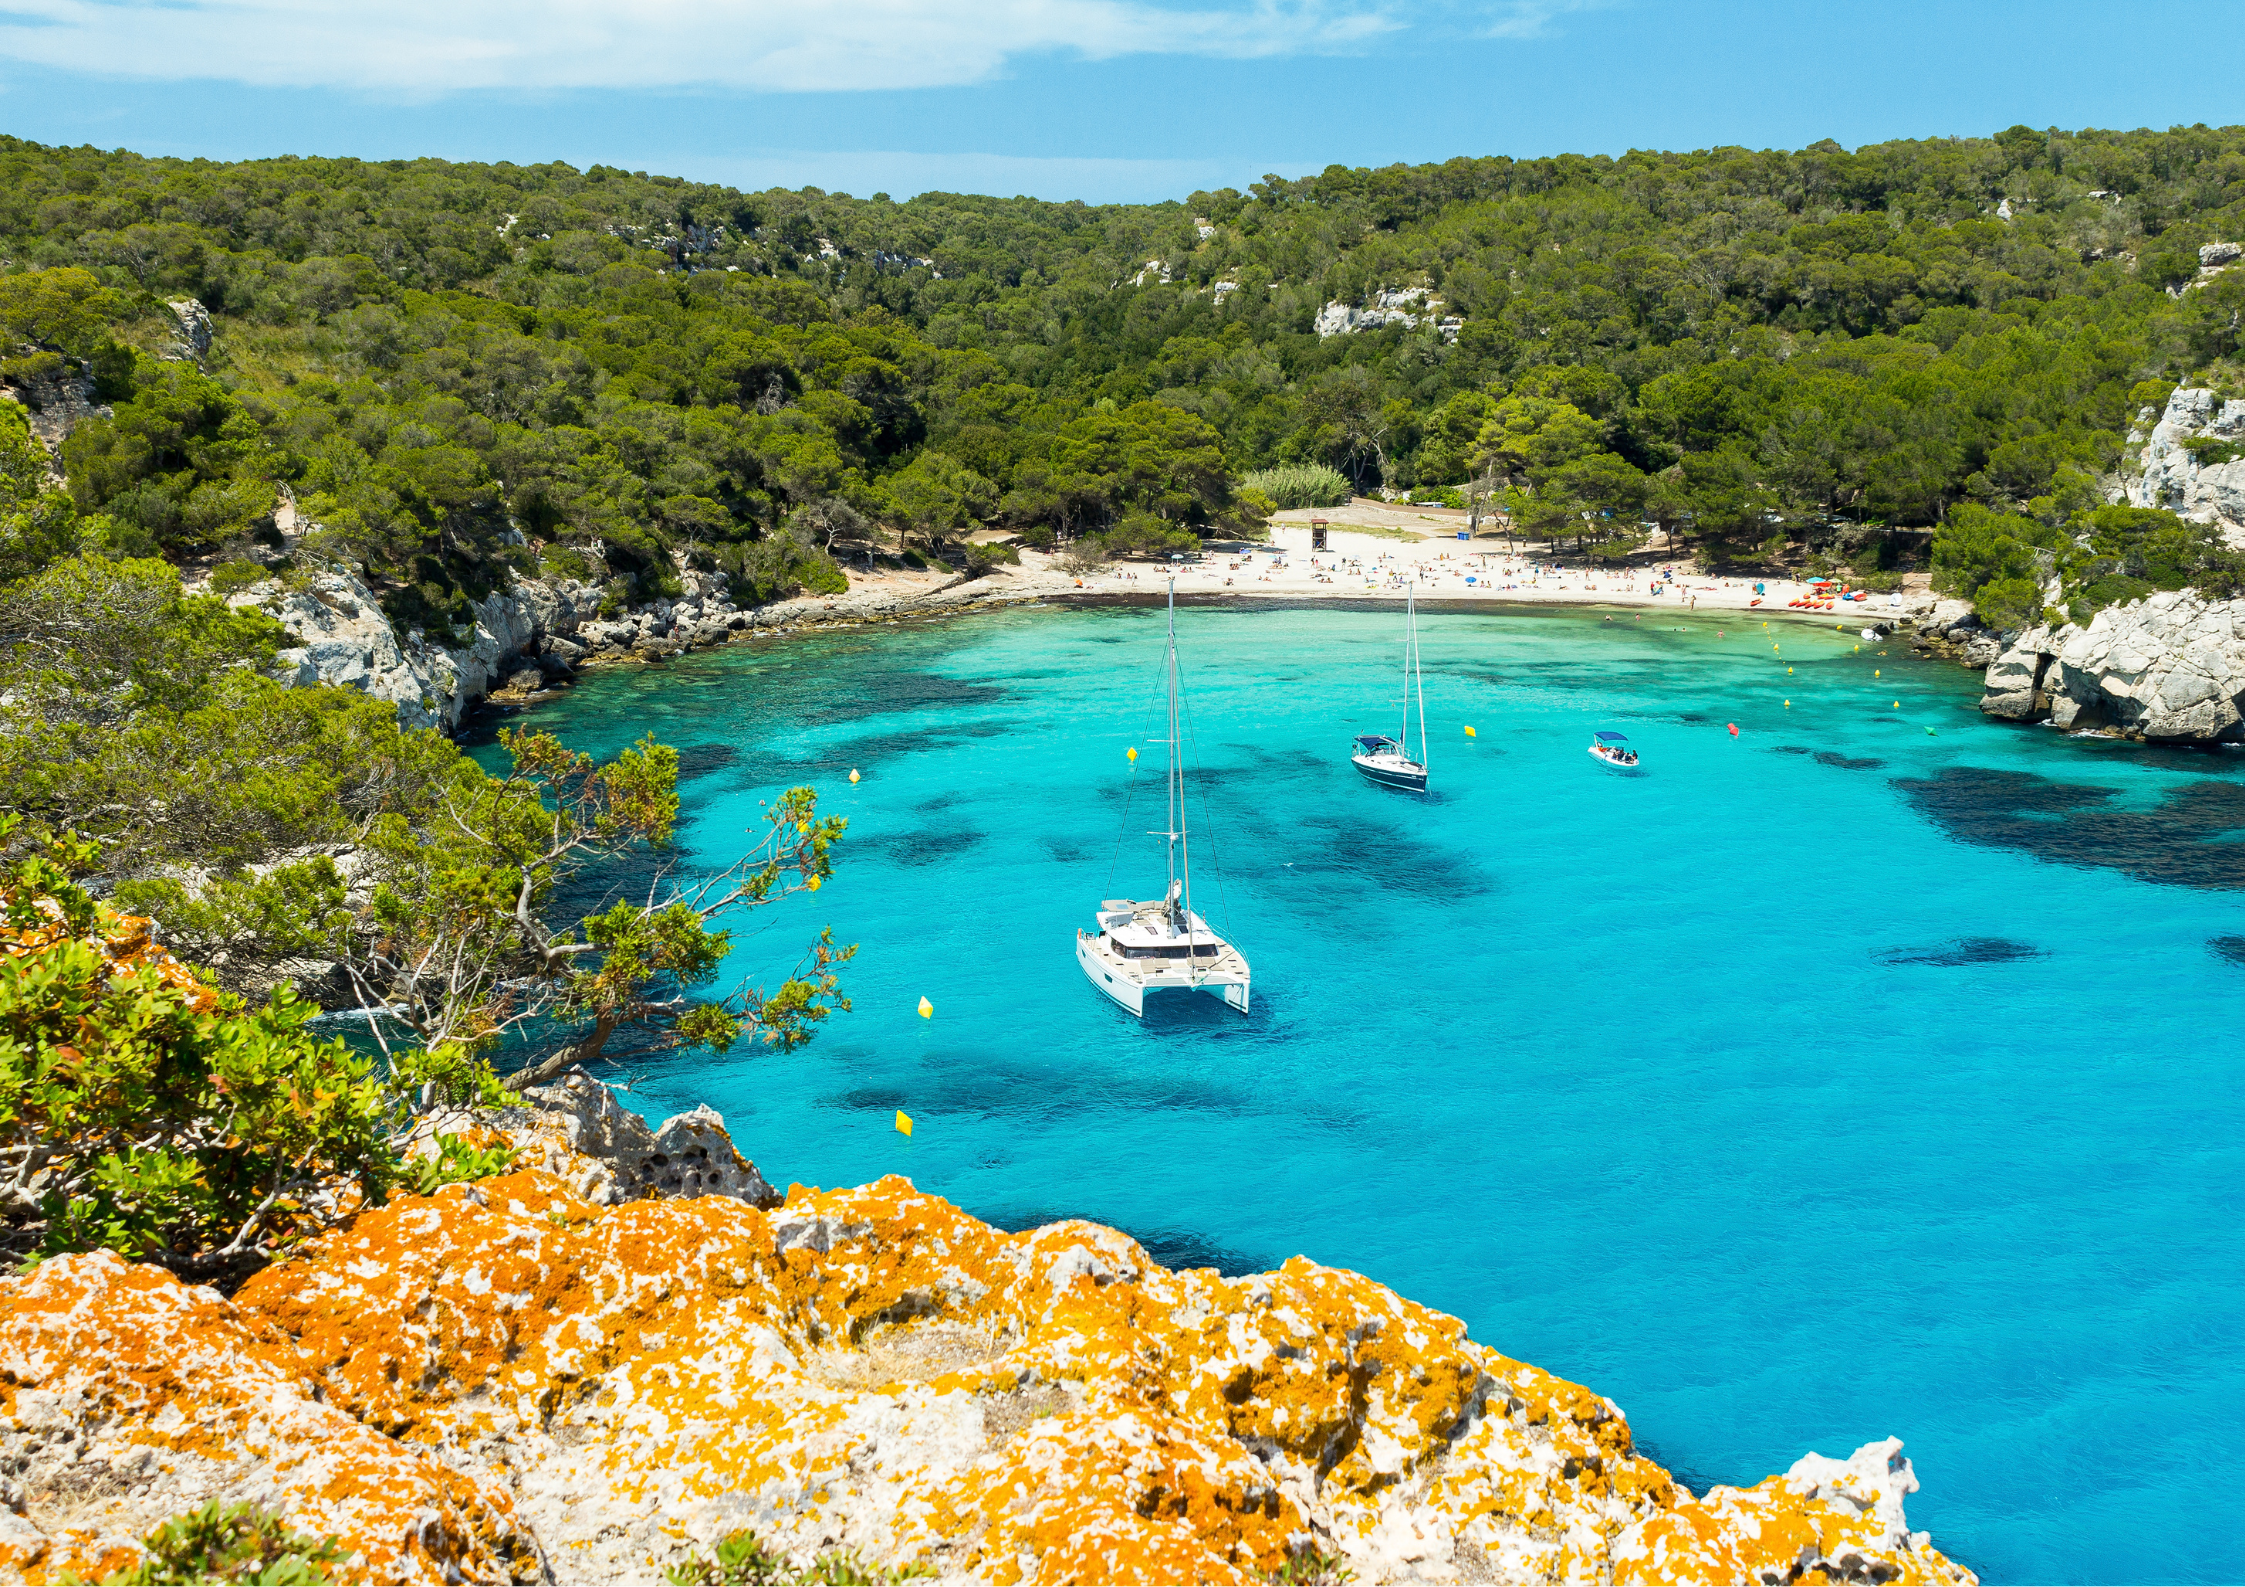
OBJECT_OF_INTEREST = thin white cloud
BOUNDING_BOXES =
[0,0,1397,92]
[1480,0,1608,40]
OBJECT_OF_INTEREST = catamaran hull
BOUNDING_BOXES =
[1075,932,1250,1017]
[1351,754,1428,792]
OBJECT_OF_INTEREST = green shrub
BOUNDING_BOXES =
[1971,574,2044,631]
[2181,435,2242,467]
[206,559,270,595]
[0,350,66,386]
[0,827,399,1276]
[403,1135,520,1197]
[1241,462,1352,510]
[102,1497,342,1585]
[667,1530,791,1586]
[664,1531,931,1587]
[1262,1543,1354,1584]
[961,541,1020,577]
[1098,514,1202,560]
[541,544,595,583]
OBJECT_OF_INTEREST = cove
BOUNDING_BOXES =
[474,602,2245,1585]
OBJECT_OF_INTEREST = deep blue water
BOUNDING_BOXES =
[477,602,2245,1584]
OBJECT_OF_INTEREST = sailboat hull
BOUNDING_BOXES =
[1351,753,1428,792]
[1076,928,1251,1018]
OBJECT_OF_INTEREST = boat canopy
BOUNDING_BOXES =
[1594,731,1630,743]
[1355,734,1399,752]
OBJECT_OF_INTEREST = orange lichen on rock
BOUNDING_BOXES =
[0,893,217,1012]
[0,1110,1978,1585]
[0,1250,542,1584]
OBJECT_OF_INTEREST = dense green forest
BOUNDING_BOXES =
[4,123,2245,637]
[10,125,2245,1270]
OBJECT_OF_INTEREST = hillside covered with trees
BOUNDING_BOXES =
[3,124,2245,634]
[7,123,2245,1275]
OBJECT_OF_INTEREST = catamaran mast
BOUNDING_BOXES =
[1168,579,1194,937]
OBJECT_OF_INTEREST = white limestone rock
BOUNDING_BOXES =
[2127,387,2245,545]
[522,1068,782,1208]
[1978,591,2245,740]
[165,298,213,364]
[256,566,605,731]
[1780,1438,1932,1560]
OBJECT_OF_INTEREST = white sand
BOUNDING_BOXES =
[1039,512,1918,628]
[786,506,1924,633]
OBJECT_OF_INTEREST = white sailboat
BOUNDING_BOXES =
[1075,582,1251,1017]
[1351,580,1430,792]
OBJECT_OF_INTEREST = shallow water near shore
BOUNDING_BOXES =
[479,600,2245,1585]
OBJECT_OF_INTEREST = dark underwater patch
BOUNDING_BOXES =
[2211,936,2245,967]
[1895,766,2245,890]
[819,1052,1267,1127]
[1813,752,1886,770]
[829,1085,909,1112]
[860,827,986,867]
[674,743,738,782]
[1877,938,2048,967]
[733,720,1015,789]
[983,1207,1272,1277]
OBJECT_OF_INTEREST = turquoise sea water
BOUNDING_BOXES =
[478,601,2245,1584]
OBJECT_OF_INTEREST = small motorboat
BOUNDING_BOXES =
[1588,731,1639,769]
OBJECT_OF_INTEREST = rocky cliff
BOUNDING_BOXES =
[1968,388,2245,740]
[2125,387,2245,542]
[0,1087,1975,1586]
[1980,590,2245,739]
[236,562,753,733]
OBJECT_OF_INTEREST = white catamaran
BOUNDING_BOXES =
[1075,582,1251,1017]
[1350,580,1430,793]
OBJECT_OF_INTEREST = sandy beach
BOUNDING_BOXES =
[765,503,1930,633]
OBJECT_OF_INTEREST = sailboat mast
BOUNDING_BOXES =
[1400,581,1415,756]
[1176,579,1194,938]
[1413,583,1428,769]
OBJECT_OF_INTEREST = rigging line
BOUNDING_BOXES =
[1103,619,1174,897]
[1172,650,1232,938]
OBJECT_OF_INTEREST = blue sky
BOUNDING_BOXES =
[0,0,2237,203]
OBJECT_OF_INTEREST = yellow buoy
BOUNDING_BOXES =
[1893,700,1900,708]
[917,996,933,1018]
[1464,725,1477,737]
[1787,667,1793,674]
[1875,669,1880,677]
[849,768,860,783]
[895,1110,914,1137]
[1126,747,1138,762]
[1784,699,1791,708]
[807,875,822,891]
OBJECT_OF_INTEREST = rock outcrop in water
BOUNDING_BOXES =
[0,1085,1975,1585]
[235,561,752,733]
[1968,388,2245,739]
[1979,591,2245,740]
